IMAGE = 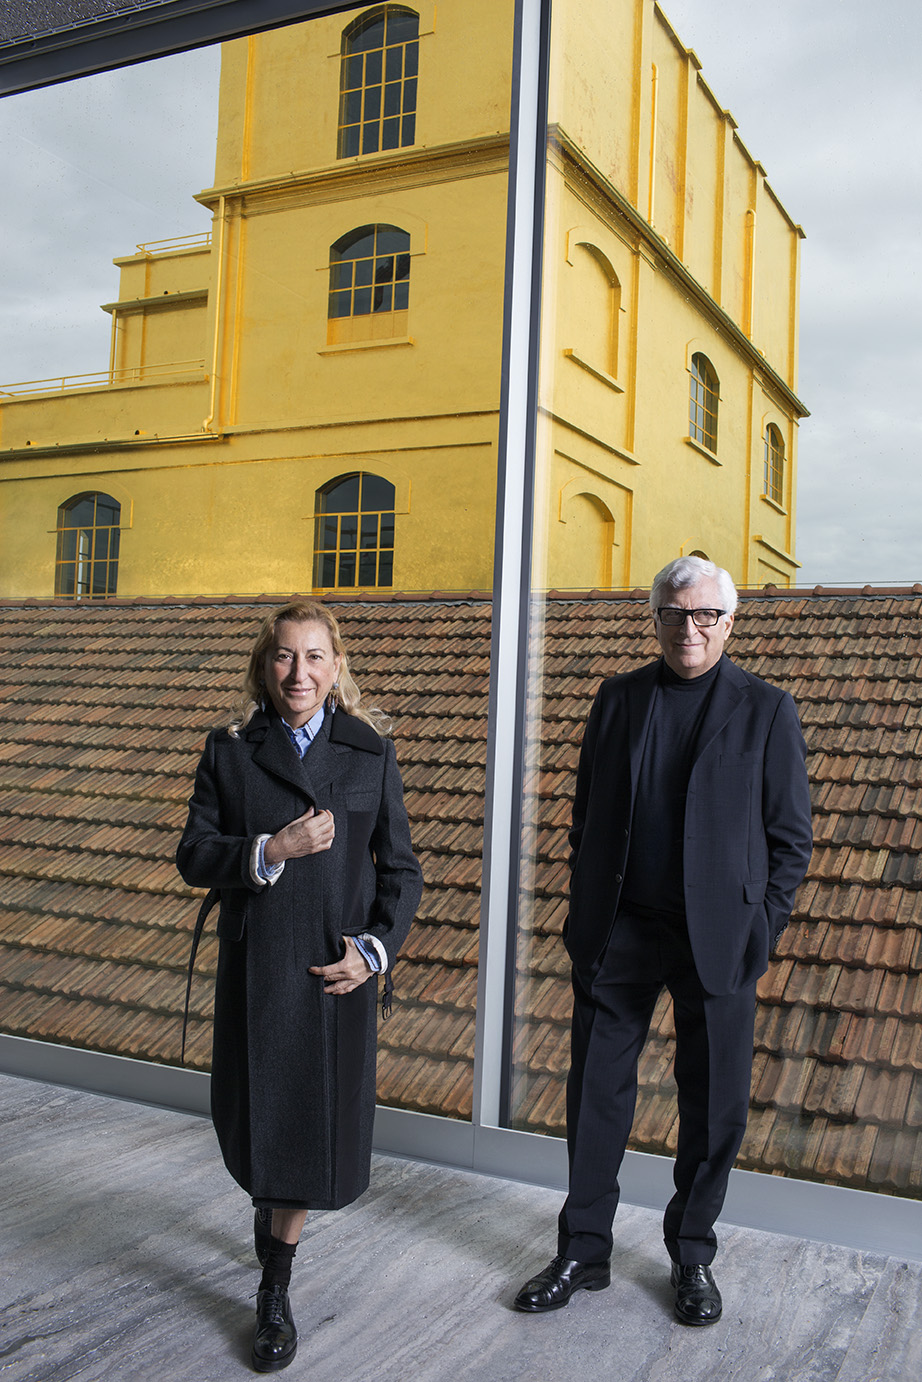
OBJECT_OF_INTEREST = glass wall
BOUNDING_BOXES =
[506,0,922,1205]
[0,0,516,1128]
[2,0,921,1226]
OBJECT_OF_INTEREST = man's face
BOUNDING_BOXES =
[654,578,734,679]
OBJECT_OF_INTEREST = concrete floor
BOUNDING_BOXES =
[1,1072,920,1382]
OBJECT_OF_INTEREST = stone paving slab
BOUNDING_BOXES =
[1,1074,920,1382]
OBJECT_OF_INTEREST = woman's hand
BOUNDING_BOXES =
[264,807,334,865]
[309,937,373,995]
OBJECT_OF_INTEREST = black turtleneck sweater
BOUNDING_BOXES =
[619,657,721,918]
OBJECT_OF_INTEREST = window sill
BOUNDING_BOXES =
[563,349,624,393]
[754,533,798,566]
[760,493,787,516]
[318,337,414,356]
[684,435,721,465]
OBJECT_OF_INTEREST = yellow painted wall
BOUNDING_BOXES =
[533,0,805,591]
[0,379,211,452]
[0,0,805,601]
[213,2,509,189]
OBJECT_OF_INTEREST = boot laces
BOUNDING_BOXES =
[261,1285,287,1323]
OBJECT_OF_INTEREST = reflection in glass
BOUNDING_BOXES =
[0,3,514,1132]
[338,6,420,157]
[504,0,921,1206]
[327,224,411,344]
[55,492,121,599]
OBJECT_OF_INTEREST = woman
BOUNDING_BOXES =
[177,599,422,1373]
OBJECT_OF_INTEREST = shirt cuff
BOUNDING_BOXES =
[352,934,388,973]
[250,834,285,887]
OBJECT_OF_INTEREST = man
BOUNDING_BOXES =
[514,557,812,1325]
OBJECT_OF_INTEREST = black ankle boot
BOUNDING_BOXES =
[252,1283,297,1372]
[252,1236,298,1371]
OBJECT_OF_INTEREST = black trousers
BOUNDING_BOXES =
[557,908,756,1267]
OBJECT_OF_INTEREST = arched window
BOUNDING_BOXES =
[573,243,621,379]
[55,492,121,599]
[327,224,411,345]
[689,353,719,453]
[764,424,785,504]
[314,472,396,589]
[338,7,419,158]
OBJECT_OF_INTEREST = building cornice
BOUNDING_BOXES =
[0,433,224,464]
[195,134,511,213]
[100,289,208,315]
[549,126,810,421]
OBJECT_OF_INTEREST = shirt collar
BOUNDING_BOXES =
[280,704,326,758]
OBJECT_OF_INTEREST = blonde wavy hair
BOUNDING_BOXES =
[227,600,388,737]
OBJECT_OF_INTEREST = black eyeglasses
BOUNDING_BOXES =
[656,607,727,628]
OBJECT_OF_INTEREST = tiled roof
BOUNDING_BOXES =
[1,588,921,1196]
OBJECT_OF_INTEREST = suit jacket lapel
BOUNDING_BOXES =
[691,655,748,765]
[627,662,660,797]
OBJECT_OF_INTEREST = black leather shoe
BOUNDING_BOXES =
[251,1284,298,1372]
[514,1255,611,1312]
[670,1262,722,1325]
[254,1208,272,1268]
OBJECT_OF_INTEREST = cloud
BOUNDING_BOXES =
[663,0,922,584]
[2,4,920,586]
[0,46,220,385]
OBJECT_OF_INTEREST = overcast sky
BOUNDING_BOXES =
[0,47,221,387]
[663,0,922,586]
[1,2,920,588]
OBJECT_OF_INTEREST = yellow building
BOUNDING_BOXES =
[0,0,806,599]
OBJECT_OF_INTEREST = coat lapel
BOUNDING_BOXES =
[248,710,346,807]
[247,707,380,814]
[249,713,309,796]
[296,717,346,809]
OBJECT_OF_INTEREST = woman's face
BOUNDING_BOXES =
[262,619,342,729]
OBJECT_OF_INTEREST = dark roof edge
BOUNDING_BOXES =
[0,590,496,610]
[2,584,922,613]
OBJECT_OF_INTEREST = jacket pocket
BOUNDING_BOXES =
[217,900,247,941]
[744,879,768,904]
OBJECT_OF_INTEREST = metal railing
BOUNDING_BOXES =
[133,232,212,256]
[0,359,207,398]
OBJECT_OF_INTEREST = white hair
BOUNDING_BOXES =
[649,556,738,615]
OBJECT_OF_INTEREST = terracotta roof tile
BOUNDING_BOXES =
[2,590,922,1198]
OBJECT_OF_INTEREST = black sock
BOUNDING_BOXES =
[259,1235,297,1292]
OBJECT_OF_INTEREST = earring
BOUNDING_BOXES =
[329,681,339,711]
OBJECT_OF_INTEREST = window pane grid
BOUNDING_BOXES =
[313,472,396,591]
[327,225,411,341]
[764,426,784,503]
[54,493,120,600]
[689,354,719,452]
[338,9,419,159]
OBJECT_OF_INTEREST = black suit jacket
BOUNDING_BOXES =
[564,655,813,995]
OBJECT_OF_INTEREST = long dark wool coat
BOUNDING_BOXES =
[176,705,423,1210]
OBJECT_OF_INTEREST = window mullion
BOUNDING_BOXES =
[471,0,551,1131]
